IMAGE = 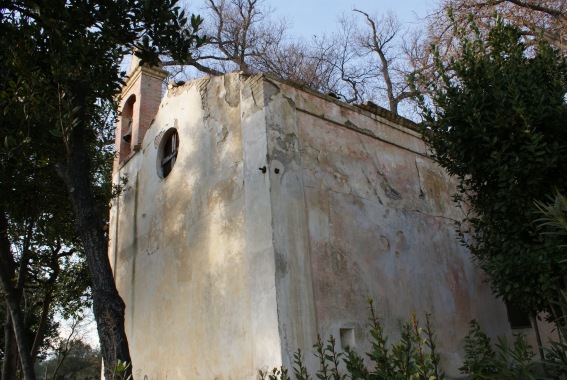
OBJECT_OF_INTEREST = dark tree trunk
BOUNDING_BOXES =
[2,311,18,380]
[531,315,545,361]
[31,246,60,362]
[0,211,36,380]
[31,290,54,362]
[55,86,132,379]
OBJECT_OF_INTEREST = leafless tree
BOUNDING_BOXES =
[162,0,566,120]
[421,0,567,60]
[402,0,566,101]
[260,10,419,115]
[253,39,341,93]
[164,1,423,118]
[249,13,373,103]
[352,10,416,114]
[443,0,566,51]
[163,0,289,76]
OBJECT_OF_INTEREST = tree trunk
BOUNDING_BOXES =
[0,211,37,380]
[558,282,567,327]
[531,315,545,361]
[31,290,54,361]
[1,289,36,380]
[31,246,60,362]
[2,311,18,380]
[55,86,132,379]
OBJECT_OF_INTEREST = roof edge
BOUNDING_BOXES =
[257,72,420,133]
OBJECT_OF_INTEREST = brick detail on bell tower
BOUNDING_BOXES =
[114,61,168,171]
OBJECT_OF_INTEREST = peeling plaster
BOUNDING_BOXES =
[110,73,515,380]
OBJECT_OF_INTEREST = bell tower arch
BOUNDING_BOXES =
[114,56,168,170]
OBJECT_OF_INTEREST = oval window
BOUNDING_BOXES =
[159,130,179,178]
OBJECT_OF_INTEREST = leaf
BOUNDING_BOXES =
[4,135,16,149]
[49,129,63,137]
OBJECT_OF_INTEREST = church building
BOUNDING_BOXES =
[108,61,520,379]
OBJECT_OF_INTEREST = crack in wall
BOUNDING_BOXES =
[272,132,299,163]
[244,75,265,112]
[357,134,402,201]
[216,125,229,146]
[380,180,401,200]
[329,242,364,278]
[298,110,427,157]
[197,77,211,111]
[282,94,296,110]
[415,158,425,198]
[363,171,384,205]
[410,208,459,223]
[198,78,213,123]
[263,80,281,103]
[304,184,382,206]
[223,74,240,107]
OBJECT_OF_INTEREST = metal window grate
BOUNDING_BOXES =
[161,131,179,178]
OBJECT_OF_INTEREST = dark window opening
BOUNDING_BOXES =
[119,95,136,163]
[122,117,133,143]
[505,302,532,329]
[161,130,179,178]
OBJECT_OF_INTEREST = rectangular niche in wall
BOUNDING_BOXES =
[340,328,355,349]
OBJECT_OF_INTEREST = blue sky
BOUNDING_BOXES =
[187,1,434,37]
[273,0,433,37]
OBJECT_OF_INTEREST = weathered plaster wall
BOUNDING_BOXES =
[262,79,319,371]
[109,74,285,379]
[260,78,512,378]
[109,72,514,380]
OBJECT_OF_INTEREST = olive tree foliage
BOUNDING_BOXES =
[36,339,101,380]
[0,54,113,379]
[0,1,204,379]
[416,17,567,319]
[1,202,92,380]
[0,33,92,378]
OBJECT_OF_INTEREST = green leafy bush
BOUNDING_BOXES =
[544,324,567,379]
[260,300,444,380]
[460,320,567,380]
[260,301,567,380]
